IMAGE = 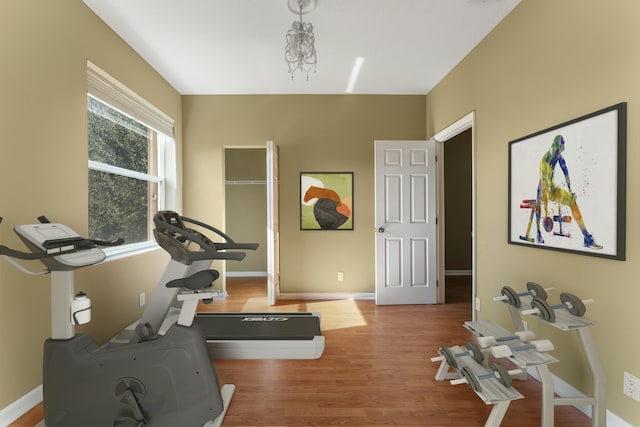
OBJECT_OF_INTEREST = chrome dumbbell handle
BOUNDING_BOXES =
[492,282,554,308]
[489,339,554,358]
[476,330,536,348]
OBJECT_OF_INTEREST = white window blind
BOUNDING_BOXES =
[86,61,174,137]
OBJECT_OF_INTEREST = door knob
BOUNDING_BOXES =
[378,227,385,233]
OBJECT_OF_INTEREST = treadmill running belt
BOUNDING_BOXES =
[194,313,322,340]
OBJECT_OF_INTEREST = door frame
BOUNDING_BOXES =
[433,111,477,320]
[266,141,279,305]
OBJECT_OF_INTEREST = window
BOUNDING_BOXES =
[87,62,176,257]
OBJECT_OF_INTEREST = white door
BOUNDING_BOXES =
[266,141,280,305]
[375,140,437,305]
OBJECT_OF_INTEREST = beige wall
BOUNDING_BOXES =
[427,0,640,424]
[182,95,426,293]
[0,0,181,408]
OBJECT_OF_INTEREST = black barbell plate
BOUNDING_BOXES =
[531,297,556,322]
[490,361,513,388]
[501,285,521,308]
[560,292,587,317]
[440,346,458,369]
[465,342,484,365]
[461,366,482,393]
[526,281,548,300]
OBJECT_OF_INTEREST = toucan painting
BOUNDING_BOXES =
[300,173,353,230]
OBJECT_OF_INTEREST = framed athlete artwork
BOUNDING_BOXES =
[300,172,354,230]
[507,102,626,260]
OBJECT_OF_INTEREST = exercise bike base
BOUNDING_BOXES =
[42,325,227,427]
[35,385,235,427]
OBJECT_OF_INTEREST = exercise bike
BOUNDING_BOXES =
[0,217,234,427]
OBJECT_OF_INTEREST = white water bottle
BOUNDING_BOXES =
[71,291,92,325]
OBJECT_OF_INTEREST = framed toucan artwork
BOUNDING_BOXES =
[300,172,354,230]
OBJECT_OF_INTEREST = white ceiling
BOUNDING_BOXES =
[82,0,521,95]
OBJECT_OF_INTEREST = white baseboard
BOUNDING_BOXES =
[226,271,267,277]
[526,368,633,427]
[279,292,375,301]
[0,385,42,427]
[445,269,472,276]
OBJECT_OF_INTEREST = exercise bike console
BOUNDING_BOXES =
[14,223,106,269]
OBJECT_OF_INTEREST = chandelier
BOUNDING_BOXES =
[285,0,317,81]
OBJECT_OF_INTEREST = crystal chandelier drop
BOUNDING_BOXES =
[285,0,317,81]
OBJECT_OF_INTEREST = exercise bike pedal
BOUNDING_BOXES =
[135,322,159,343]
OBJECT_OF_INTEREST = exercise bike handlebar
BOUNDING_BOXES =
[0,236,121,261]
[0,218,121,274]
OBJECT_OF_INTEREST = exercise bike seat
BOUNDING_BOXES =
[166,269,220,291]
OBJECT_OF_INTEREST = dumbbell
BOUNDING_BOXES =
[431,342,484,369]
[489,339,554,358]
[476,330,536,348]
[522,293,593,322]
[492,282,553,308]
[450,362,522,392]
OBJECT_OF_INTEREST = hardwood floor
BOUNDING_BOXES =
[10,276,591,426]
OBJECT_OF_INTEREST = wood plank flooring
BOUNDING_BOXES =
[10,276,591,426]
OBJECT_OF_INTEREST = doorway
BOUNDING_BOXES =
[224,147,268,290]
[443,129,473,303]
[433,112,476,320]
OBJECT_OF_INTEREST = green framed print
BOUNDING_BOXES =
[300,172,354,230]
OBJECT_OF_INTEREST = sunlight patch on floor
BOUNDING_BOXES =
[240,298,368,331]
[309,299,368,331]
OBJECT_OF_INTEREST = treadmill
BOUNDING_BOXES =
[111,211,324,360]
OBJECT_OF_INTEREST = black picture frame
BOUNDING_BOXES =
[300,172,354,230]
[508,103,626,260]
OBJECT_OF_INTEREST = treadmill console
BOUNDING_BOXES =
[152,211,250,265]
[153,211,204,265]
[155,210,185,231]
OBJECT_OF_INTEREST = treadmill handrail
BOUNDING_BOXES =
[154,220,246,262]
[181,216,259,251]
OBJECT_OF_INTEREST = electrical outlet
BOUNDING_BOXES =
[139,292,146,307]
[337,271,344,282]
[623,372,640,401]
[475,297,481,312]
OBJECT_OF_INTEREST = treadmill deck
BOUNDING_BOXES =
[194,312,325,360]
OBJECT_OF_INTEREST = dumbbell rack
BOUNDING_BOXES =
[464,319,559,373]
[503,294,605,427]
[433,344,524,427]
